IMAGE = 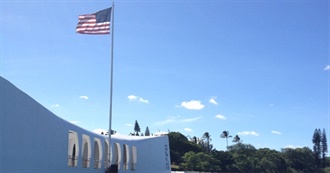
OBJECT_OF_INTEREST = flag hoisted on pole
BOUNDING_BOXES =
[76,7,112,34]
[76,3,115,170]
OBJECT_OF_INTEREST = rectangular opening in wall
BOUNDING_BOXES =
[94,138,102,169]
[114,142,121,170]
[104,140,111,168]
[123,144,129,170]
[131,146,137,171]
[68,131,79,167]
[82,134,91,168]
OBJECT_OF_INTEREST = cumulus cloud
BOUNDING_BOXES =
[209,98,218,105]
[184,128,193,132]
[139,98,149,104]
[237,131,259,136]
[154,116,201,125]
[128,95,138,101]
[181,100,204,110]
[128,95,149,103]
[215,114,226,120]
[271,130,281,135]
[79,96,89,100]
[324,65,330,71]
[51,104,60,107]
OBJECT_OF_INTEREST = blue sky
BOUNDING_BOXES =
[1,0,329,151]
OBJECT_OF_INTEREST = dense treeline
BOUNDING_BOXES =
[168,131,330,173]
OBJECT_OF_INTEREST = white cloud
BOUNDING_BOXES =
[139,98,149,104]
[154,116,201,125]
[181,100,204,110]
[237,131,259,136]
[209,98,218,105]
[284,145,302,149]
[128,95,138,101]
[215,114,226,120]
[79,95,89,100]
[128,95,149,103]
[126,123,132,127]
[271,130,281,135]
[51,104,60,107]
[324,65,330,71]
[181,116,202,122]
[184,128,193,132]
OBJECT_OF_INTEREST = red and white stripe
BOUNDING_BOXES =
[76,14,110,34]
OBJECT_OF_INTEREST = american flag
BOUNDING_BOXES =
[76,7,112,35]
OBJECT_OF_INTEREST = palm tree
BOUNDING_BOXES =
[189,136,198,144]
[220,130,232,149]
[202,132,212,152]
[232,135,241,143]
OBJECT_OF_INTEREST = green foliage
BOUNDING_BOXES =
[134,120,140,135]
[232,135,241,143]
[145,126,150,136]
[282,147,317,172]
[256,148,287,173]
[167,132,202,165]
[181,151,220,172]
[322,128,328,168]
[168,131,328,173]
[228,143,256,156]
[324,167,330,173]
[211,150,234,172]
[202,132,212,152]
[313,128,322,168]
[220,130,232,149]
[228,143,258,173]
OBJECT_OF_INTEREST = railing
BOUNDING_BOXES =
[82,157,90,168]
[94,159,101,169]
[131,163,136,171]
[68,155,78,167]
[104,160,111,168]
[123,163,129,170]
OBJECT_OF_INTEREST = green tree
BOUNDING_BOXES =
[220,130,232,149]
[282,147,317,172]
[321,128,328,168]
[145,126,150,136]
[313,128,322,168]
[211,150,234,172]
[134,120,140,136]
[228,143,258,173]
[232,135,241,143]
[181,151,220,172]
[256,148,287,173]
[167,132,202,165]
[189,136,198,144]
[202,132,212,153]
[228,143,257,155]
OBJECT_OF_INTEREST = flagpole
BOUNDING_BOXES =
[108,2,115,168]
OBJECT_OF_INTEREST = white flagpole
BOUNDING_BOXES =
[108,2,115,168]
